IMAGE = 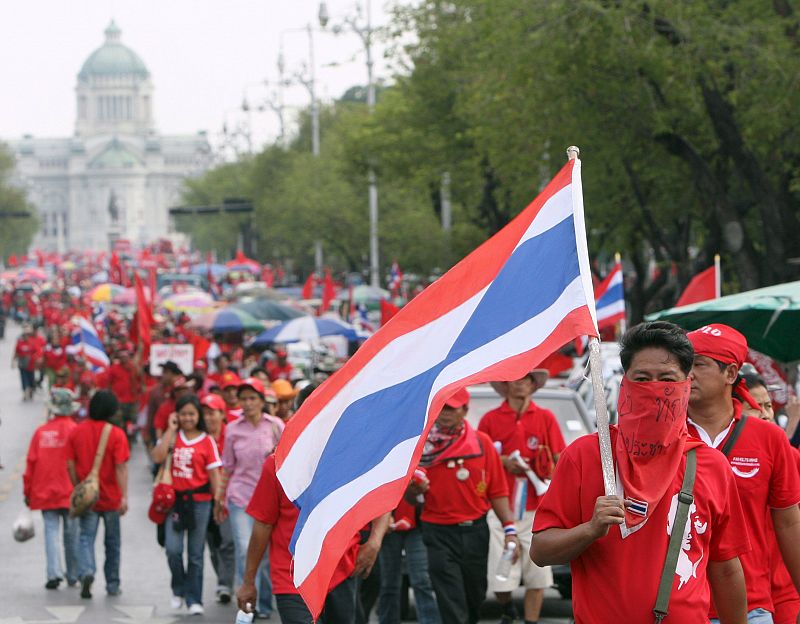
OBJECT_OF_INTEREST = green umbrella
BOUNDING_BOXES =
[645,281,800,362]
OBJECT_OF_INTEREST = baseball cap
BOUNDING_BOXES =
[221,372,242,389]
[238,377,267,398]
[201,394,226,411]
[271,378,298,400]
[444,387,470,409]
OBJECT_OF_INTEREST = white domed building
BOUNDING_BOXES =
[10,21,212,252]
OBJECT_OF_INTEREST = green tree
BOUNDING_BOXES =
[0,143,38,258]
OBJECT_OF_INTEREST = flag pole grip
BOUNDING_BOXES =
[588,337,617,496]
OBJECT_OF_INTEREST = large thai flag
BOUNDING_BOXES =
[70,317,110,370]
[275,157,599,617]
[594,261,625,330]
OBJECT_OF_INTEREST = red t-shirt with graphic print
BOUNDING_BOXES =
[478,400,566,511]
[533,430,750,624]
[688,401,800,615]
[170,430,222,502]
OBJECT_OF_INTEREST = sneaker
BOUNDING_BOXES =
[216,587,232,604]
[80,575,93,599]
[188,603,205,615]
[170,595,184,610]
[45,578,61,590]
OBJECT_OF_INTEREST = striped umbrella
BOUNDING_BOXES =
[162,291,216,316]
[89,283,125,302]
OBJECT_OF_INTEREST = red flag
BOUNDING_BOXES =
[148,267,158,306]
[302,273,316,300]
[133,273,153,358]
[676,265,717,307]
[261,265,275,288]
[109,252,122,284]
[380,299,399,326]
[320,269,336,313]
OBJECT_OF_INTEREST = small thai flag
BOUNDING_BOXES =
[512,478,528,521]
[626,497,648,517]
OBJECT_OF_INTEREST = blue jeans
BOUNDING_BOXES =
[43,509,79,583]
[19,367,34,391]
[378,529,441,624]
[165,500,211,607]
[229,502,272,616]
[78,510,121,593]
[711,608,774,624]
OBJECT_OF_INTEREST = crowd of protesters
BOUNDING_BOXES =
[9,265,800,624]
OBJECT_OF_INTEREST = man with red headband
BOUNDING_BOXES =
[532,321,748,623]
[687,324,800,624]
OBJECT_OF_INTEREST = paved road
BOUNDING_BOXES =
[0,323,573,623]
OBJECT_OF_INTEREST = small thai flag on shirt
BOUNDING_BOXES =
[626,497,649,517]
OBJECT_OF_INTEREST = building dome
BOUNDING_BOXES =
[78,21,149,80]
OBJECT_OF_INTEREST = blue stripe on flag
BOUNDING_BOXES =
[596,282,623,309]
[289,215,581,551]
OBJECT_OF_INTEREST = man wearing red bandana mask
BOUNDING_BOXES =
[532,321,749,624]
[687,324,800,624]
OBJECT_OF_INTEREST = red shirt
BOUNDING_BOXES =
[210,425,226,456]
[170,431,221,502]
[688,403,800,614]
[66,419,130,512]
[420,430,508,524]
[769,447,800,616]
[107,363,136,403]
[23,416,77,510]
[533,431,750,624]
[478,400,566,511]
[154,398,176,433]
[15,337,38,371]
[43,343,68,371]
[266,361,294,382]
[247,455,359,595]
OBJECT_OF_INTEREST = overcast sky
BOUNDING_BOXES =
[0,0,401,150]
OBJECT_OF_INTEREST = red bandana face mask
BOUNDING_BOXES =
[615,378,692,530]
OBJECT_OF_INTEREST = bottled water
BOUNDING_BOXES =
[235,604,254,624]
[495,541,517,582]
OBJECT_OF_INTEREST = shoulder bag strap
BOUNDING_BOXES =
[721,415,748,457]
[89,423,113,479]
[653,448,697,623]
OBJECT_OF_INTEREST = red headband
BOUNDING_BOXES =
[687,324,760,411]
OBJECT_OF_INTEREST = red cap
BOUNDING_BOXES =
[238,377,266,398]
[148,483,176,524]
[194,359,208,371]
[275,348,288,358]
[79,371,95,385]
[687,324,749,367]
[220,371,241,389]
[201,394,226,411]
[444,387,470,409]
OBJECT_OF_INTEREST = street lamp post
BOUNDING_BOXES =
[321,1,380,287]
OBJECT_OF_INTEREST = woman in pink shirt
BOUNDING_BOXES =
[215,377,283,620]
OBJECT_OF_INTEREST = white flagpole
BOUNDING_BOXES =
[567,146,616,497]
[714,253,721,299]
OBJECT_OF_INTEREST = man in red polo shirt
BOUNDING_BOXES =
[408,388,518,624]
[532,321,749,624]
[686,324,800,623]
[106,348,138,441]
[478,369,564,624]
[236,454,389,623]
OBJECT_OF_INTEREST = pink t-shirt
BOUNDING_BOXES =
[222,414,284,508]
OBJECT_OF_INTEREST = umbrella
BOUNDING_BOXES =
[335,284,390,304]
[645,280,800,362]
[191,262,228,278]
[191,307,264,333]
[226,250,260,274]
[162,291,216,315]
[251,315,365,346]
[17,267,48,282]
[0,270,19,281]
[89,283,125,303]
[111,287,138,307]
[230,299,305,322]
